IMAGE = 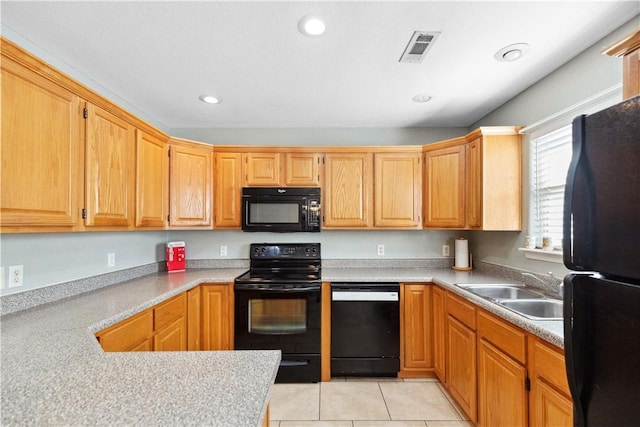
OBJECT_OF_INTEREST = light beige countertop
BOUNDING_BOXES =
[0,264,564,425]
[1,269,278,427]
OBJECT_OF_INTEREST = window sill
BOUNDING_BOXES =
[518,248,564,264]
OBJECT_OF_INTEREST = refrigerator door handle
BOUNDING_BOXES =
[564,115,594,270]
[563,276,585,427]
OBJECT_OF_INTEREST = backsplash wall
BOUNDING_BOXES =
[0,229,466,296]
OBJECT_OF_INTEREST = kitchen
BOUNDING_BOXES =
[1,2,639,426]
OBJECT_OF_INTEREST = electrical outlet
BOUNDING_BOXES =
[377,244,385,256]
[9,265,23,288]
[442,245,450,257]
[220,245,228,257]
[107,252,116,267]
[0,267,5,290]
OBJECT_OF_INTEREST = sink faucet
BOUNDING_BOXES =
[549,272,564,299]
[521,271,564,299]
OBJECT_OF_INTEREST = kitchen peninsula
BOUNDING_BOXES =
[1,263,564,425]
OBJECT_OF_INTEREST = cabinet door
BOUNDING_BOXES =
[529,339,573,427]
[479,133,522,231]
[401,284,433,375]
[1,56,83,229]
[135,129,168,228]
[202,284,233,351]
[374,153,422,228]
[478,339,527,427]
[97,310,153,352]
[323,152,373,228]
[244,152,281,186]
[447,315,477,422]
[154,317,187,351]
[466,138,482,229]
[284,152,321,186]
[424,144,466,228]
[169,144,212,227]
[187,287,202,351]
[432,286,446,382]
[85,103,135,227]
[214,152,242,228]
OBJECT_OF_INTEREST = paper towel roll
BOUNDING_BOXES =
[455,238,469,268]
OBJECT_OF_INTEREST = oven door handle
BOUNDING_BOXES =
[234,284,321,292]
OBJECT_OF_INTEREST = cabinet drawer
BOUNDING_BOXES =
[532,339,570,395]
[154,293,186,331]
[477,310,526,364]
[97,310,153,351]
[446,292,476,330]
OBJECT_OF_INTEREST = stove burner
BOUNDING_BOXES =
[235,243,321,286]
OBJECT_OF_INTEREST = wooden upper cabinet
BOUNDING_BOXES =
[1,53,84,230]
[214,152,243,228]
[284,152,322,186]
[604,29,640,99]
[168,139,212,228]
[85,103,135,227]
[374,152,422,228]
[135,130,168,228]
[423,141,467,229]
[467,128,522,231]
[323,152,373,228]
[466,138,482,229]
[244,152,281,186]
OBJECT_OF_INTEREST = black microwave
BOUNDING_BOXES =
[242,187,321,232]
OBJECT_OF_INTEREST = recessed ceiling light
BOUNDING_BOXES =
[199,95,221,104]
[494,43,530,62]
[298,15,325,37]
[412,94,432,103]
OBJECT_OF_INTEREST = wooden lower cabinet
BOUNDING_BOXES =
[96,284,232,353]
[478,339,527,427]
[97,310,153,352]
[153,294,187,351]
[529,338,573,427]
[187,286,202,350]
[447,315,477,422]
[201,284,233,351]
[400,283,433,377]
[432,286,446,382]
[154,317,187,351]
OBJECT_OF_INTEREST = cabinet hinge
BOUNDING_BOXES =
[81,208,87,219]
[167,215,170,222]
[83,108,88,119]
[525,377,531,391]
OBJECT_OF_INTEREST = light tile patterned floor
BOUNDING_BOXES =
[269,378,473,427]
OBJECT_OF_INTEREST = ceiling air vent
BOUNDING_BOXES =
[399,31,440,64]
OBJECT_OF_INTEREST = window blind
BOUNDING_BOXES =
[530,125,573,248]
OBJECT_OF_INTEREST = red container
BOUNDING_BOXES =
[166,241,186,272]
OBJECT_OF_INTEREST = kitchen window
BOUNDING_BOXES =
[529,124,573,250]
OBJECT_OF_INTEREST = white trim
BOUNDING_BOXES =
[518,248,564,264]
[519,84,622,136]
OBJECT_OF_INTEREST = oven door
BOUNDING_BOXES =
[234,283,322,383]
[234,284,321,353]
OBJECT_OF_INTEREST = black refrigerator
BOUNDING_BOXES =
[563,94,640,426]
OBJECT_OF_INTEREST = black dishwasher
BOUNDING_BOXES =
[330,283,400,376]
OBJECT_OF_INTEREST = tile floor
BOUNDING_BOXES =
[269,377,473,427]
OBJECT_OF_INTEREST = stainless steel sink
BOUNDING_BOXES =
[459,284,545,300]
[498,299,563,320]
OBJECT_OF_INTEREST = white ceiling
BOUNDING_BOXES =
[2,1,638,129]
